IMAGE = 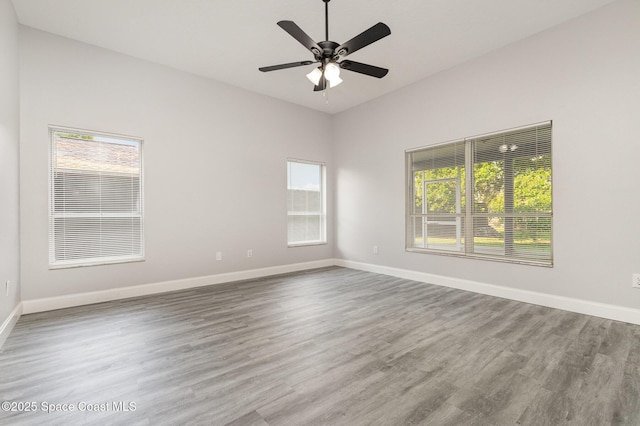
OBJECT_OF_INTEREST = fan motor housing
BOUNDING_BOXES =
[317,40,340,61]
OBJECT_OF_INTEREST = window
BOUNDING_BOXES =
[287,159,326,246]
[406,121,552,266]
[49,127,144,268]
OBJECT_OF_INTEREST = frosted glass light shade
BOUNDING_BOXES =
[324,62,340,80]
[328,75,343,88]
[306,67,322,85]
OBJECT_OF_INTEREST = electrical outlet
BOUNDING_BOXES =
[633,273,640,288]
[373,245,379,255]
[247,249,253,258]
[216,251,222,261]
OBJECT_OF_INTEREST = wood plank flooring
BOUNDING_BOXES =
[1,267,639,425]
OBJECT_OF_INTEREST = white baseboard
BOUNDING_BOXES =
[335,259,640,325]
[21,259,335,314]
[0,302,22,349]
[19,258,640,326]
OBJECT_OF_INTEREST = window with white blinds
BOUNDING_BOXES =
[287,159,326,246]
[49,127,144,268]
[406,121,552,266]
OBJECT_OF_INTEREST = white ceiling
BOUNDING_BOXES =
[12,0,616,114]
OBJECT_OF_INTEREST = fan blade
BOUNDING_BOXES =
[259,61,314,72]
[277,21,323,57]
[313,75,327,91]
[339,60,389,78]
[336,22,391,58]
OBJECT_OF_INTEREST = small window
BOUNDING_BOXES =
[287,159,326,246]
[49,127,144,268]
[406,122,552,266]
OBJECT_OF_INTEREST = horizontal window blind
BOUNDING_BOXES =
[49,127,144,267]
[406,121,552,266]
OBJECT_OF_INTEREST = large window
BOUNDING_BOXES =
[406,122,552,266]
[49,127,144,268]
[287,159,326,246]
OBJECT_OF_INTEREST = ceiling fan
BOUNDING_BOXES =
[259,0,391,91]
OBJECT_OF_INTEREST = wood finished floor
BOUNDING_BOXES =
[1,267,639,425]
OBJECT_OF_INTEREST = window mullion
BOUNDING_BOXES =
[504,151,515,257]
[464,139,474,255]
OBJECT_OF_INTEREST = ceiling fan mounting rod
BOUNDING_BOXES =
[323,0,330,42]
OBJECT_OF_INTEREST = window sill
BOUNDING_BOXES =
[49,257,145,270]
[406,247,552,267]
[288,241,327,248]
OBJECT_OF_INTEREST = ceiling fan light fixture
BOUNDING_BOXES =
[306,67,323,85]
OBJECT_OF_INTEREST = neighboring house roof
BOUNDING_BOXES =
[54,135,140,175]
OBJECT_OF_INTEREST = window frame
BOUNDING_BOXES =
[405,121,553,267]
[286,158,327,247]
[48,126,145,269]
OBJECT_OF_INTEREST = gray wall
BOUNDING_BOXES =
[12,0,640,318]
[333,0,640,309]
[19,27,333,300]
[0,0,20,327]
